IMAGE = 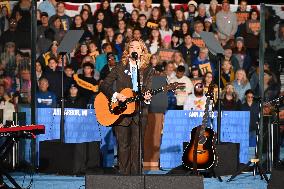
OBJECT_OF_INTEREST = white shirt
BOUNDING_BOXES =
[175,76,194,106]
[184,94,207,110]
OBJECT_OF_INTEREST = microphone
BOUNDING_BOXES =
[131,52,139,60]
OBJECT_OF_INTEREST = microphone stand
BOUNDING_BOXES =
[59,52,66,143]
[135,57,143,175]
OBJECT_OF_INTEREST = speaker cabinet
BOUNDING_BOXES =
[86,175,204,189]
[214,142,240,176]
[39,140,100,174]
[268,166,284,189]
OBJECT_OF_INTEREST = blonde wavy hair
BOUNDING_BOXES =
[235,69,249,85]
[121,38,151,69]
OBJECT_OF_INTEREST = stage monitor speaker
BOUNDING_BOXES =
[267,166,284,189]
[39,140,100,174]
[86,175,144,189]
[214,142,240,176]
[145,175,204,189]
[86,175,204,189]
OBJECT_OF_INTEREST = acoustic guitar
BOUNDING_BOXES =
[95,82,180,126]
[182,84,216,170]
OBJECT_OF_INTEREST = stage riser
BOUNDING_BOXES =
[86,175,204,189]
[268,167,284,189]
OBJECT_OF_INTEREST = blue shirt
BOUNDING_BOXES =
[38,0,56,17]
[36,91,57,108]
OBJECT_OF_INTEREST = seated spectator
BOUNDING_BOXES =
[175,65,193,110]
[65,83,87,109]
[220,59,235,88]
[233,69,251,103]
[36,77,57,108]
[217,83,242,111]
[184,82,207,110]
[233,37,251,73]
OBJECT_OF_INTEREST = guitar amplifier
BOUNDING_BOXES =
[214,142,240,176]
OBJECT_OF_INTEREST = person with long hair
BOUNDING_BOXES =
[93,0,113,28]
[217,83,242,111]
[160,0,175,28]
[100,39,154,175]
[146,28,162,54]
[232,69,251,103]
[136,0,151,19]
[233,37,251,73]
[159,17,173,40]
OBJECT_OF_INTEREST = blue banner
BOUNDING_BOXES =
[22,108,249,169]
[160,110,250,169]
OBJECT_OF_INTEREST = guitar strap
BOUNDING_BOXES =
[73,74,99,92]
[193,126,201,174]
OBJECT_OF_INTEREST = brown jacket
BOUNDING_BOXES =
[100,63,154,126]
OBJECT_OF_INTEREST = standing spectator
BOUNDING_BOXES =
[138,14,150,41]
[235,0,250,37]
[36,61,43,85]
[203,71,219,103]
[194,3,208,24]
[187,0,198,25]
[146,28,162,54]
[114,33,124,62]
[71,41,89,72]
[192,47,214,76]
[224,46,239,72]
[207,0,221,26]
[192,20,204,38]
[160,0,175,28]
[88,41,100,62]
[217,83,242,111]
[263,70,280,102]
[95,43,116,73]
[172,8,185,32]
[220,59,235,88]
[178,21,191,39]
[159,17,173,40]
[184,82,207,110]
[49,1,72,31]
[36,77,57,108]
[116,19,127,36]
[40,41,59,66]
[0,6,9,36]
[42,57,61,102]
[70,15,93,42]
[0,18,21,50]
[80,9,95,31]
[65,84,87,109]
[136,0,152,19]
[94,0,113,28]
[233,69,251,103]
[37,12,52,55]
[148,6,161,28]
[128,10,139,28]
[233,37,251,73]
[50,15,66,43]
[241,89,259,146]
[76,62,99,105]
[93,20,105,47]
[38,0,57,17]
[216,0,238,44]
[171,32,181,50]
[0,84,15,125]
[100,52,117,81]
[179,33,200,67]
[204,17,214,32]
[172,52,189,76]
[175,65,193,109]
[165,62,177,109]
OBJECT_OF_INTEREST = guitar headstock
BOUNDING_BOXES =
[164,82,184,91]
[205,83,215,99]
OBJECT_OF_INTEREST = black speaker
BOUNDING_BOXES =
[85,175,204,189]
[13,112,26,126]
[39,140,100,174]
[268,166,284,189]
[145,175,204,189]
[86,175,144,189]
[214,142,240,176]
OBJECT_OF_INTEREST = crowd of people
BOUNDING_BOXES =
[0,0,282,123]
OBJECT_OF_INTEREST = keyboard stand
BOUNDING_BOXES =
[0,137,22,189]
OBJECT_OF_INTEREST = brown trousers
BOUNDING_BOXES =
[143,113,164,169]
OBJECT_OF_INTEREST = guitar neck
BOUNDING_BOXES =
[200,96,211,133]
[125,87,165,104]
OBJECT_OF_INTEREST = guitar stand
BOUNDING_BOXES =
[0,137,23,189]
[227,158,269,183]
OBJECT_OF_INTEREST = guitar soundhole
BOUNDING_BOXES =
[198,135,207,144]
